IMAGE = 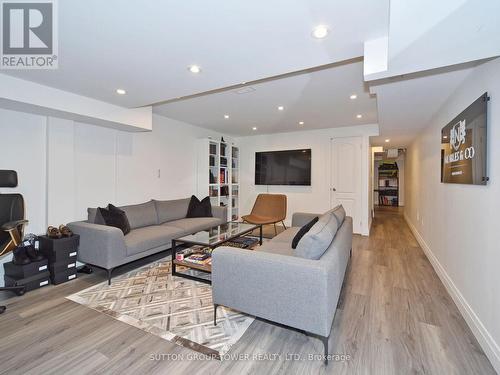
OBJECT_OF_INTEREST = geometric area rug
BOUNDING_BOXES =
[66,257,254,359]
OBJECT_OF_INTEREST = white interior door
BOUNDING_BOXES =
[331,137,362,233]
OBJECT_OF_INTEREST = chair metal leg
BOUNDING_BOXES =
[213,304,218,326]
[274,223,277,236]
[281,221,287,230]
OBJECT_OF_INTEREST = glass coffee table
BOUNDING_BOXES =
[171,222,262,284]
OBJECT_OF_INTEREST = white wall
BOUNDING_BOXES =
[0,111,223,285]
[237,124,378,235]
[405,57,500,373]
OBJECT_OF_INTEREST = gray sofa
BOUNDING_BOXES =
[68,198,227,283]
[212,206,352,364]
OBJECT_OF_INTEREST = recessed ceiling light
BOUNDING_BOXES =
[116,89,126,95]
[188,65,201,74]
[224,114,229,119]
[278,106,284,111]
[252,126,257,131]
[385,139,390,143]
[299,121,304,125]
[356,114,362,119]
[350,94,357,100]
[312,25,329,39]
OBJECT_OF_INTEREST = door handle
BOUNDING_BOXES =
[332,188,336,191]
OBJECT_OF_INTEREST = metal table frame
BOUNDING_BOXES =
[171,222,263,284]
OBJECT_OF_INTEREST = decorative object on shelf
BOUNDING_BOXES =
[221,136,225,143]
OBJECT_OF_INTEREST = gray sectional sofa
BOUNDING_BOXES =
[212,206,352,364]
[68,198,227,283]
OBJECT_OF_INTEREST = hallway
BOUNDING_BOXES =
[333,207,496,374]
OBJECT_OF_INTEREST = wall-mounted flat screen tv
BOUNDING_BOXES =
[441,92,488,185]
[255,149,311,186]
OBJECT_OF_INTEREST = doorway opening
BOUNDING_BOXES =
[373,148,405,208]
[377,161,399,206]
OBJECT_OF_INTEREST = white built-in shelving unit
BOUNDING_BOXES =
[197,139,239,222]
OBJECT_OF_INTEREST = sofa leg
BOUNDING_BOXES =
[213,304,218,326]
[320,335,329,365]
[107,268,114,285]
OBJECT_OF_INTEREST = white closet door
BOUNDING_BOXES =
[331,137,362,233]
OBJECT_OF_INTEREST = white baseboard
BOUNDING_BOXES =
[404,214,500,374]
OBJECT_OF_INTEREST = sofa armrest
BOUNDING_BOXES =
[212,247,336,336]
[67,221,126,269]
[211,205,228,223]
[291,212,321,227]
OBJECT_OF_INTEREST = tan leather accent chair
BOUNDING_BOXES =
[242,194,287,235]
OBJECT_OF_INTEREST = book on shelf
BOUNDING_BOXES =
[184,253,211,265]
[188,253,209,260]
[219,169,228,184]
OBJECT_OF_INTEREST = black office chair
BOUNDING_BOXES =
[0,170,27,314]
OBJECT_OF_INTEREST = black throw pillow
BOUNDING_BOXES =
[291,216,319,249]
[186,195,213,218]
[98,204,131,235]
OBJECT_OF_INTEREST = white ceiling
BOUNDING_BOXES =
[154,60,378,135]
[2,0,495,147]
[2,0,390,107]
[369,63,476,147]
[365,0,500,80]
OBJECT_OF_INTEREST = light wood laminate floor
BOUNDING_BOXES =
[0,208,495,374]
